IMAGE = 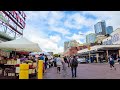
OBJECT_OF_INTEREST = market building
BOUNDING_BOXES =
[0,11,27,78]
[77,28,120,63]
[0,11,26,57]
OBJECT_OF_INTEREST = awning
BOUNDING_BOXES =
[77,45,120,54]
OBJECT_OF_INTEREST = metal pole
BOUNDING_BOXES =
[89,51,90,63]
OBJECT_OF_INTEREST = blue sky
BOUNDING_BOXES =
[23,11,120,54]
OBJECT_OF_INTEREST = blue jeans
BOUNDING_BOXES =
[71,67,77,77]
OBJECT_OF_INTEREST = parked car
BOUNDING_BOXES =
[77,58,86,64]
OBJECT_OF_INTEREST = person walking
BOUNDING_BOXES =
[44,55,48,72]
[70,56,78,78]
[64,56,67,63]
[61,58,67,77]
[39,54,45,73]
[56,55,62,74]
[53,57,57,67]
[109,55,116,70]
[67,57,70,67]
[117,55,120,64]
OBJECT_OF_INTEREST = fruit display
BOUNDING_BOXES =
[7,59,17,65]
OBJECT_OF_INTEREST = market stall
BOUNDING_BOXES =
[0,37,42,78]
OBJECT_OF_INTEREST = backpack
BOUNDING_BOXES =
[71,58,78,67]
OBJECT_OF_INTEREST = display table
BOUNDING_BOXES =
[0,64,16,76]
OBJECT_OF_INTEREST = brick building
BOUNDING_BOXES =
[64,45,88,56]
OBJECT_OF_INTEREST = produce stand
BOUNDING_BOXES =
[0,37,42,79]
[15,60,37,79]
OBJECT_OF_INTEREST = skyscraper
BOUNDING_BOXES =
[86,33,96,44]
[106,26,113,35]
[94,20,106,35]
[64,41,69,52]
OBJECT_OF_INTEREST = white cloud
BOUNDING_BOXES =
[23,11,120,54]
[25,11,50,21]
[66,33,85,44]
[49,26,71,35]
[49,35,61,43]
[64,13,96,30]
[82,11,120,30]
[23,23,63,54]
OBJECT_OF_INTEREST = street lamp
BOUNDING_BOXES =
[79,34,91,63]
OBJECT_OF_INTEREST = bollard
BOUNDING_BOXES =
[38,60,43,79]
[19,64,29,79]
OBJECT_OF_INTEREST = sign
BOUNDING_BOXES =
[111,33,120,44]
[2,11,26,29]
[0,12,8,23]
[1,11,26,35]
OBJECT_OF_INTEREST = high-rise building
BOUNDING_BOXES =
[64,41,69,52]
[86,33,96,44]
[94,20,106,35]
[106,26,113,35]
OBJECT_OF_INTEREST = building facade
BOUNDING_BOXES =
[64,45,88,56]
[94,20,106,35]
[106,26,113,35]
[86,33,96,44]
[64,41,69,52]
[102,36,112,45]
[96,35,107,44]
[102,28,120,45]
[111,28,120,44]
[47,52,53,56]
[64,40,79,52]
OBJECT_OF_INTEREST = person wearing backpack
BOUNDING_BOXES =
[70,55,78,78]
[109,55,116,70]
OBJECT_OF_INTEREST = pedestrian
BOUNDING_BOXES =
[70,56,78,78]
[56,55,62,74]
[117,55,120,64]
[109,55,116,70]
[64,56,67,63]
[38,54,45,73]
[44,55,48,72]
[67,57,70,67]
[61,58,67,77]
[53,57,57,67]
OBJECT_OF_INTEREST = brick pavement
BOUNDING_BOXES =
[43,63,120,79]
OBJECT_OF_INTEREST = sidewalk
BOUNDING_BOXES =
[43,63,120,79]
[43,65,77,79]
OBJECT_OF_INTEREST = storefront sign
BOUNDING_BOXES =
[2,11,26,29]
[111,33,120,44]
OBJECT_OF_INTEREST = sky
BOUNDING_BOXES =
[23,11,120,54]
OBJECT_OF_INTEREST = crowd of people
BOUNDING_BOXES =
[38,53,120,78]
[52,55,78,78]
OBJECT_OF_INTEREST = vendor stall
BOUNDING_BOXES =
[0,37,42,79]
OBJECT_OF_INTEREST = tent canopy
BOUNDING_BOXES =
[0,37,42,52]
[29,52,50,56]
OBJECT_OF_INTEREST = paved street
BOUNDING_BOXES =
[44,63,120,79]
